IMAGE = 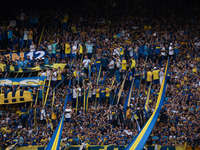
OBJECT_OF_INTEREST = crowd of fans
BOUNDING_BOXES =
[0,4,200,149]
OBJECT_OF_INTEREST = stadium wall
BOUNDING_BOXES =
[2,145,200,150]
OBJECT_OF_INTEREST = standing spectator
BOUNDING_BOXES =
[51,38,59,63]
[13,27,20,51]
[46,67,51,84]
[159,68,165,85]
[7,26,13,49]
[51,68,57,88]
[65,41,71,61]
[33,28,38,44]
[78,42,83,59]
[39,70,46,77]
[71,43,77,60]
[30,41,36,52]
[40,106,46,125]
[169,43,174,60]
[23,28,29,48]
[108,57,115,78]
[65,105,72,122]
[82,55,91,77]
[121,57,127,71]
[126,106,132,129]
[28,29,33,47]
[101,55,108,74]
[57,67,62,84]
[152,67,160,87]
[85,41,94,59]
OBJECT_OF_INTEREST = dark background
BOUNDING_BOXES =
[1,0,200,18]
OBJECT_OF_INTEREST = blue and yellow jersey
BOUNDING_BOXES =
[96,59,101,69]
[100,88,106,97]
[155,45,161,54]
[119,47,124,55]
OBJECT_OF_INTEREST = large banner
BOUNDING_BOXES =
[4,51,48,61]
[0,63,66,73]
[0,76,46,86]
[124,58,169,150]
[0,91,33,105]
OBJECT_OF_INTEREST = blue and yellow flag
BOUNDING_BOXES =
[125,58,169,150]
[45,79,71,150]
[124,78,134,113]
[0,91,33,105]
[45,114,65,150]
[5,144,17,150]
[0,62,66,73]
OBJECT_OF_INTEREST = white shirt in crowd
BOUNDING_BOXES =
[116,59,121,68]
[65,108,72,119]
[40,108,46,120]
[47,44,52,52]
[39,72,46,77]
[129,47,133,57]
[47,122,52,129]
[159,71,164,78]
[72,89,77,98]
[113,48,120,56]
[78,87,81,97]
[109,60,115,69]
[23,31,29,40]
[72,45,77,54]
[52,71,57,81]
[46,70,51,81]
[30,44,36,52]
[124,130,133,136]
[72,87,81,98]
[83,59,91,68]
[159,70,165,85]
[169,45,174,55]
[161,47,165,56]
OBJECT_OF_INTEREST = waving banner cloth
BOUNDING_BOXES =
[45,79,73,150]
[0,91,33,105]
[0,76,46,87]
[124,58,169,150]
[0,63,66,73]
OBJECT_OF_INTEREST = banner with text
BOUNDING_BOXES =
[4,51,48,61]
[0,76,46,86]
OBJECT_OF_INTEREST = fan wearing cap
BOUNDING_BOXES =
[152,67,160,88]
